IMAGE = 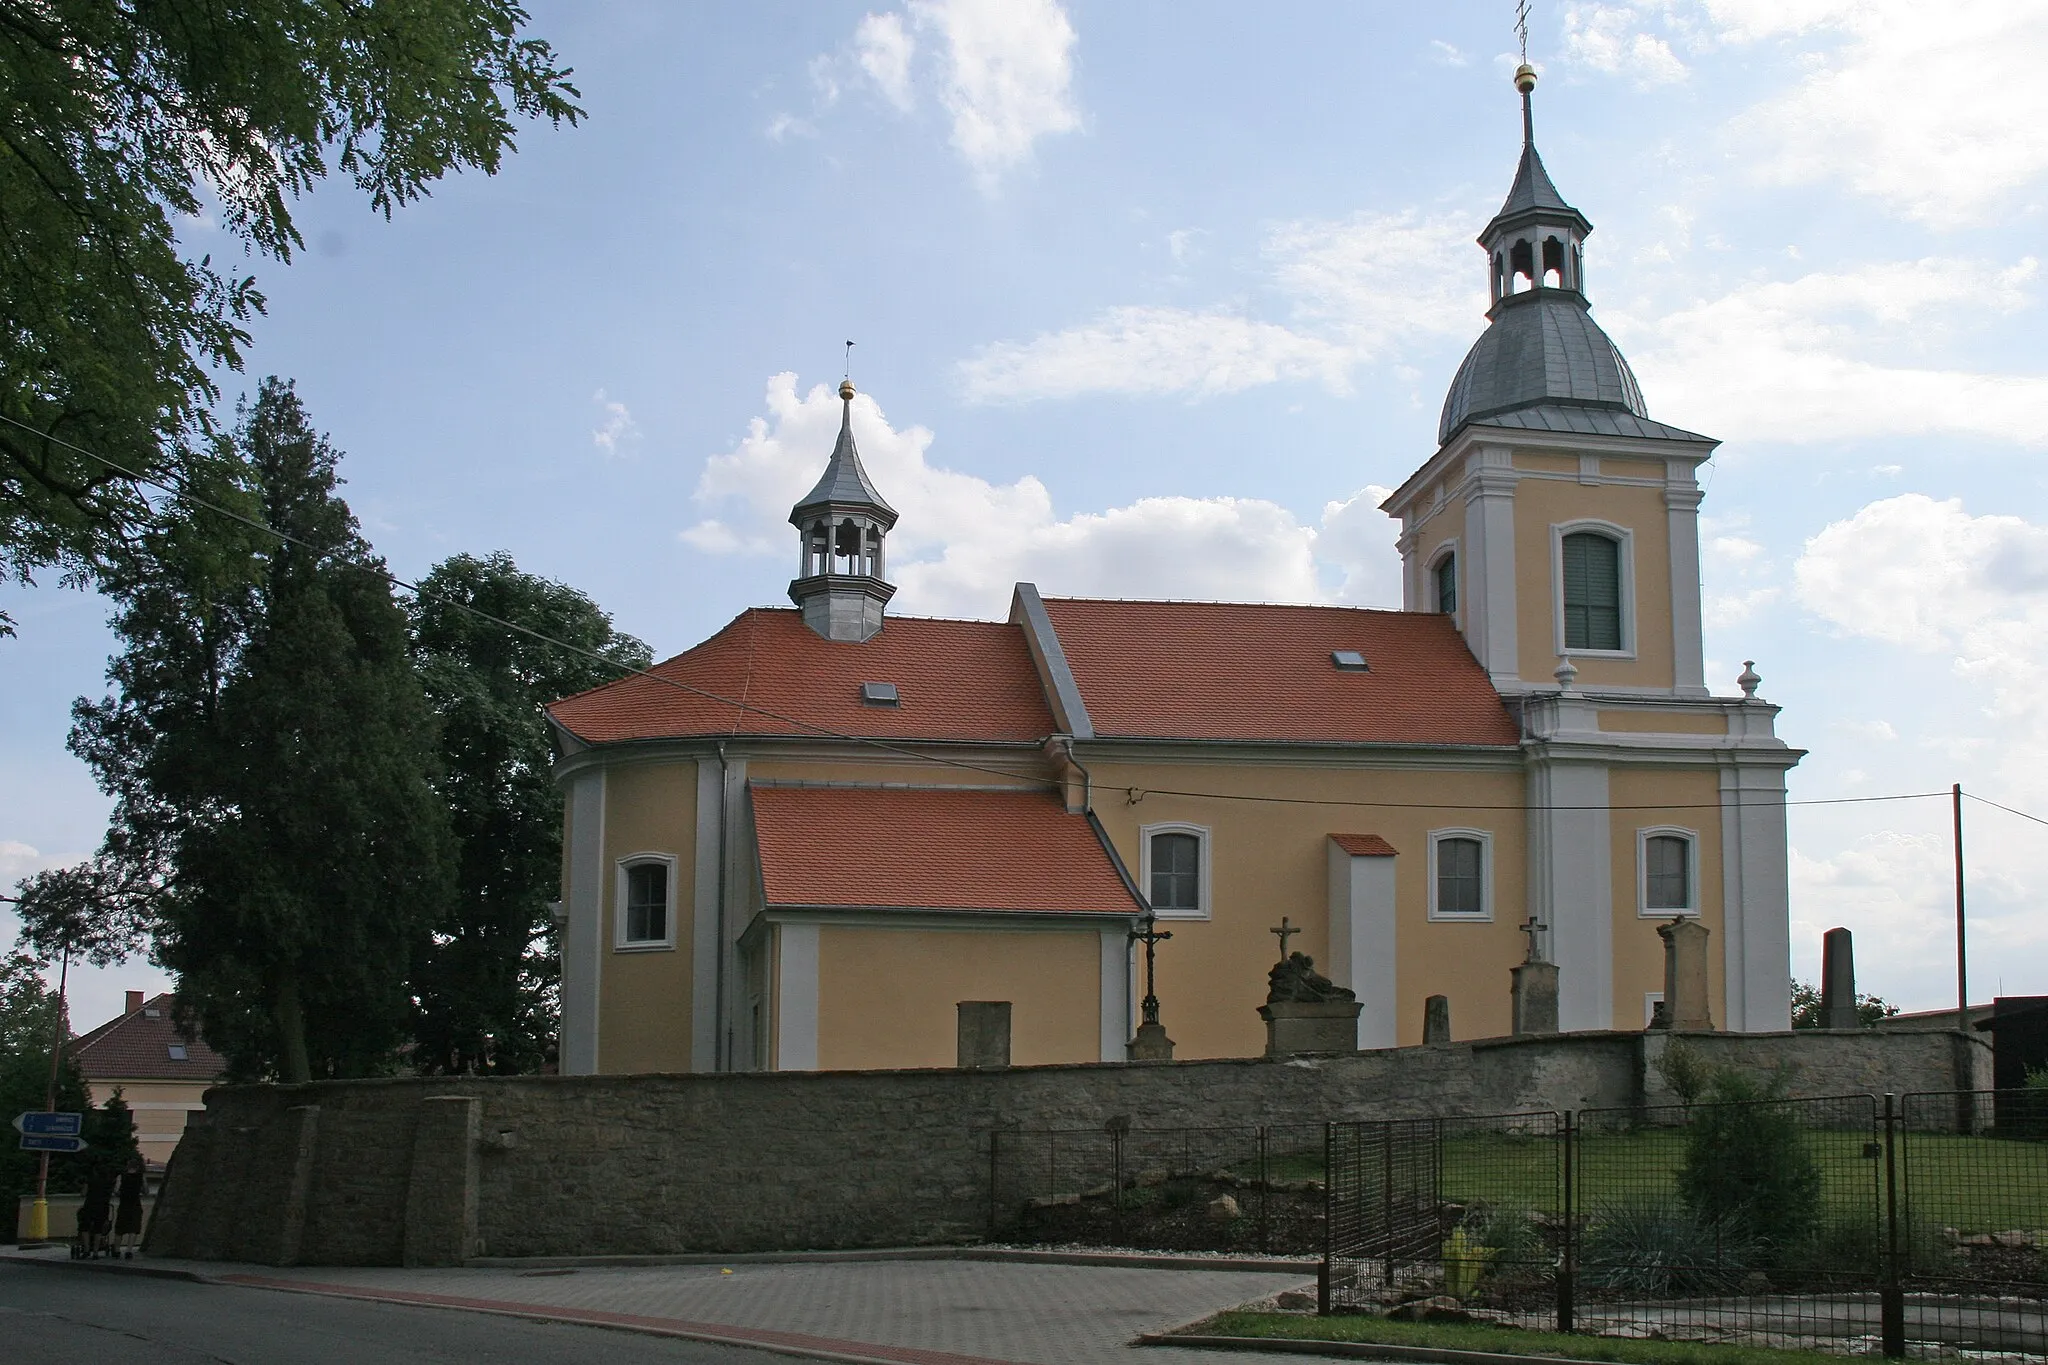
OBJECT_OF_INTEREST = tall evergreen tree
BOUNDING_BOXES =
[408,553,650,1073]
[68,379,454,1082]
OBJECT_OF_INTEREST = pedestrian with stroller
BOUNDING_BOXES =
[113,1155,145,1258]
[75,1165,113,1259]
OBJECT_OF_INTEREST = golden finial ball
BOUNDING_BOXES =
[839,379,856,401]
[1514,63,1538,94]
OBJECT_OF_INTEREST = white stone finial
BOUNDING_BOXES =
[1554,655,1578,691]
[1737,659,1761,700]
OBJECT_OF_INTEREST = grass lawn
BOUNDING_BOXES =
[1258,1130,2048,1233]
[1184,1311,1876,1365]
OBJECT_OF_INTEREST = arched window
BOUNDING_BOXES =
[1428,830,1491,920]
[1561,531,1622,651]
[807,520,829,576]
[1141,823,1209,919]
[1640,830,1697,915]
[1509,238,1535,290]
[1542,236,1565,288]
[1434,552,1457,616]
[616,854,677,949]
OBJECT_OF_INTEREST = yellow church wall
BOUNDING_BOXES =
[1597,709,1727,735]
[597,760,697,1074]
[1085,759,1527,1058]
[812,925,1102,1070]
[1513,452,1579,475]
[1607,766,1725,1029]
[1512,478,1675,690]
[747,755,1052,788]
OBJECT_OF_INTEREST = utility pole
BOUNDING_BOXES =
[1953,783,1968,1026]
[27,933,71,1243]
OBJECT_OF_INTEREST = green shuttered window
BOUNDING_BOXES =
[1562,531,1622,651]
[1435,553,1457,615]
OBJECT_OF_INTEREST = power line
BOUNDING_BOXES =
[1964,791,2048,830]
[0,410,1996,820]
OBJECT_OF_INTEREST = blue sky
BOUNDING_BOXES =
[6,0,2048,1030]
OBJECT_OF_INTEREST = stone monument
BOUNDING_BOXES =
[1657,916,1714,1031]
[1821,927,1859,1029]
[956,1000,1011,1069]
[1258,916,1360,1057]
[1423,994,1452,1046]
[1127,916,1176,1061]
[1510,915,1559,1036]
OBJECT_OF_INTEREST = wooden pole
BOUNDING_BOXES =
[28,935,70,1242]
[1953,783,1968,1026]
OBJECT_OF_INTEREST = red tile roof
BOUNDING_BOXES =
[1043,598,1520,746]
[549,609,1056,746]
[67,993,226,1083]
[1329,834,1399,857]
[750,785,1144,915]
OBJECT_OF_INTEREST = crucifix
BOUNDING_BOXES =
[1521,914,1548,964]
[1270,916,1300,958]
[1130,915,1173,1027]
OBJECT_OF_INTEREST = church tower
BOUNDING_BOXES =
[789,380,897,642]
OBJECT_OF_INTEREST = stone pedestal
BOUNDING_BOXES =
[1511,961,1560,1036]
[1821,927,1859,1029]
[1259,999,1362,1058]
[1127,1020,1175,1061]
[1657,916,1714,1031]
[1423,994,1452,1046]
[956,1000,1012,1069]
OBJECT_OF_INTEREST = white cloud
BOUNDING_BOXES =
[591,389,640,456]
[960,211,1481,404]
[855,12,917,112]
[1616,257,2048,447]
[1429,40,1470,68]
[1562,4,1690,86]
[909,0,1081,186]
[0,840,81,890]
[681,374,1396,618]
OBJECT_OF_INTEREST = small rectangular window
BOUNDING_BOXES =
[1436,836,1484,915]
[859,681,900,706]
[167,1044,188,1062]
[1149,831,1201,913]
[1330,649,1369,671]
[625,862,668,943]
[1645,834,1691,911]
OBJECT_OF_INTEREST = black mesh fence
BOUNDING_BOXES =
[986,1121,1326,1254]
[1898,1089,2048,1357]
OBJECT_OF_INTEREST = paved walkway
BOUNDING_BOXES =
[2,1248,1321,1365]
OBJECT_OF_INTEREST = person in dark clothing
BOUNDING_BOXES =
[113,1156,145,1258]
[76,1166,114,1259]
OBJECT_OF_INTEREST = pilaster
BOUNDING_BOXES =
[1720,737,1793,1032]
[1327,839,1399,1048]
[775,923,820,1070]
[561,770,605,1075]
[1463,445,1521,688]
[1665,472,1707,695]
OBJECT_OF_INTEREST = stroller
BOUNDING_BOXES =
[71,1168,113,1259]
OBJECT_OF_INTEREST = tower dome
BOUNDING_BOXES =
[1437,66,1651,446]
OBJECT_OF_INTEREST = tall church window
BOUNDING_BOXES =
[617,854,677,949]
[1640,829,1697,915]
[1429,830,1491,920]
[1141,824,1209,920]
[1434,552,1457,616]
[1562,531,1622,651]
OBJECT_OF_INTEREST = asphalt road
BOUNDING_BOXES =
[0,1263,775,1364]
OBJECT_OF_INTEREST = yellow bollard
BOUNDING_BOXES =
[26,1197,49,1242]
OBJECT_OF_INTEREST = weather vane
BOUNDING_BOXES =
[1516,0,1531,63]
[844,339,855,381]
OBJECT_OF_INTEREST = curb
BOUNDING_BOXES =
[1139,1333,1627,1365]
[466,1246,1321,1275]
[0,1252,213,1284]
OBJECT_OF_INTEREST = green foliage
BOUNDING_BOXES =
[1442,1224,1497,1298]
[1675,1069,1822,1259]
[1654,1037,1714,1108]
[407,551,649,1074]
[68,380,454,1082]
[0,950,66,1062]
[1193,1309,1870,1365]
[0,0,581,636]
[2024,1063,2048,1092]
[1581,1199,1759,1296]
[1788,979,1898,1029]
[81,1089,141,1183]
[0,968,89,1220]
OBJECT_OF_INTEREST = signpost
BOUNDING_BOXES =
[14,1113,85,1155]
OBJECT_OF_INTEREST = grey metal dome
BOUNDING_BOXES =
[1437,290,1647,445]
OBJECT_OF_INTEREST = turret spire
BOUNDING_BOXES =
[788,377,897,642]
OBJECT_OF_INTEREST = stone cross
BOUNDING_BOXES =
[1270,916,1300,957]
[1520,914,1548,964]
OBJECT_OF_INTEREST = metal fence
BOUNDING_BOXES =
[986,1121,1326,1254]
[1315,1090,2048,1359]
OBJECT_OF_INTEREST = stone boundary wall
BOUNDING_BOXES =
[146,1028,1989,1267]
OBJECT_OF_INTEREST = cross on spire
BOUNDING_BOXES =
[1270,916,1300,957]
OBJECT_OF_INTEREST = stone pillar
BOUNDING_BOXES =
[1126,1020,1174,1061]
[1511,961,1560,1036]
[957,1001,1012,1069]
[1658,917,1714,1032]
[1259,1000,1362,1058]
[403,1095,481,1268]
[1423,994,1452,1046]
[1821,927,1859,1029]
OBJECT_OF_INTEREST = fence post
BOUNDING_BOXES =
[1382,1122,1397,1298]
[1110,1127,1125,1248]
[1257,1125,1271,1255]
[1881,1093,1905,1358]
[1557,1110,1575,1335]
[1319,1121,1333,1316]
[987,1129,1000,1242]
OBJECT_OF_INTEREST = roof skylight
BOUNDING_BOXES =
[859,681,900,706]
[1331,650,1370,671]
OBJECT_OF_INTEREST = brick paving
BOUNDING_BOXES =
[5,1248,1319,1364]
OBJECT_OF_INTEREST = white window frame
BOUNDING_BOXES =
[1428,538,1460,626]
[1139,822,1212,921]
[614,852,679,951]
[1426,828,1494,922]
[1637,826,1701,918]
[1551,519,1636,660]
[1644,992,1666,1028]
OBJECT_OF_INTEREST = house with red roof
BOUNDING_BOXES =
[546,70,1801,1075]
[68,991,226,1167]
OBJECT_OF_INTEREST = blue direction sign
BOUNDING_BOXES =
[14,1111,83,1138]
[19,1133,87,1154]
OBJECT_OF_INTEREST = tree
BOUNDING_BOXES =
[1789,979,1900,1029]
[408,553,650,1073]
[0,951,89,1221]
[0,1,580,635]
[68,379,455,1082]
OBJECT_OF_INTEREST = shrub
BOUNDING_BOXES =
[1676,1070,1823,1262]
[1442,1225,1497,1299]
[1655,1038,1713,1110]
[1581,1199,1759,1296]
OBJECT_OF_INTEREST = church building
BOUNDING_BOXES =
[546,68,1802,1076]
